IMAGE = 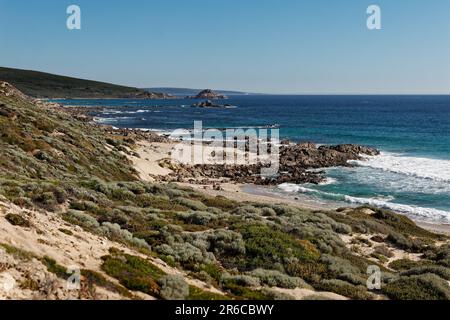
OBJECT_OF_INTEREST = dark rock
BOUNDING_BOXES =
[187,89,228,100]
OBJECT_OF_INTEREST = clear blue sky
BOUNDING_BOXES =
[1,0,449,94]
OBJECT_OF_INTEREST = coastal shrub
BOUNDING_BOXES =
[187,285,230,300]
[423,244,450,267]
[201,195,237,211]
[372,207,440,239]
[101,250,166,297]
[388,259,429,271]
[158,275,189,300]
[261,207,277,217]
[248,269,312,289]
[400,266,450,280]
[373,245,394,258]
[221,274,261,287]
[207,229,246,256]
[65,210,100,229]
[383,274,450,300]
[175,198,208,211]
[319,279,372,300]
[177,211,217,226]
[141,195,187,211]
[232,205,263,218]
[233,223,320,270]
[5,213,31,227]
[387,232,414,251]
[110,186,135,201]
[320,254,360,277]
[261,289,295,300]
[337,273,366,286]
[99,222,150,249]
[156,242,216,267]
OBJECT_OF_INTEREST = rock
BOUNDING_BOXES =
[162,141,380,186]
[187,89,228,100]
[191,100,234,108]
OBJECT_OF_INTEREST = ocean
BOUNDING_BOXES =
[54,95,450,223]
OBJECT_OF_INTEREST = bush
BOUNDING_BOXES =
[100,222,150,249]
[400,266,450,280]
[383,274,450,300]
[221,274,260,287]
[158,275,189,300]
[65,210,100,229]
[156,242,216,267]
[177,211,217,226]
[5,213,31,227]
[248,269,312,289]
[320,254,360,276]
[319,279,372,300]
[176,198,208,211]
[234,223,320,270]
[101,250,166,297]
[388,259,427,271]
[373,245,394,258]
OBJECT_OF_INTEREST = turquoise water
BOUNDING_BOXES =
[55,95,450,223]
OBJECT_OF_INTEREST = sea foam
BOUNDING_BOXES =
[349,152,450,183]
[277,183,450,223]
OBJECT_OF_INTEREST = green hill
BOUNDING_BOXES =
[0,66,169,99]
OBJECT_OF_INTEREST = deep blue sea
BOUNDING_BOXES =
[54,95,450,223]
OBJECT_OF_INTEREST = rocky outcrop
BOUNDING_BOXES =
[160,142,379,185]
[191,100,234,108]
[187,89,228,100]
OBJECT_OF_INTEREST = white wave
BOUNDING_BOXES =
[93,117,132,123]
[319,177,337,185]
[344,195,450,223]
[277,183,450,223]
[349,152,450,183]
[277,183,337,198]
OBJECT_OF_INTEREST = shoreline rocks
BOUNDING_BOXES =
[158,142,380,185]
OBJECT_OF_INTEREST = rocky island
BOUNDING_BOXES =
[187,89,228,100]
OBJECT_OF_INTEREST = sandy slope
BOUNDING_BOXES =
[0,197,222,300]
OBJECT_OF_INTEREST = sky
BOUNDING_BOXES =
[0,0,449,94]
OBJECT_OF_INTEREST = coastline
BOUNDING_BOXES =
[129,139,450,236]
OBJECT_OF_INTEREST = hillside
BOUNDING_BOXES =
[1,82,450,300]
[144,87,251,96]
[0,67,171,99]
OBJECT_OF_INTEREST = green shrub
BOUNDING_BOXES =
[388,259,427,271]
[319,279,372,300]
[383,274,450,300]
[64,210,100,229]
[101,250,166,297]
[401,266,450,280]
[5,213,31,227]
[233,223,320,270]
[158,275,189,300]
[221,274,261,287]
[176,198,208,211]
[248,268,312,289]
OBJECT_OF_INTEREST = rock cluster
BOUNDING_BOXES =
[191,100,233,108]
[159,142,379,185]
[187,89,228,100]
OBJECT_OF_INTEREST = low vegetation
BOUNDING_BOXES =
[1,83,449,300]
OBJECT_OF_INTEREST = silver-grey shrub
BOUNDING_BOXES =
[158,275,189,300]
